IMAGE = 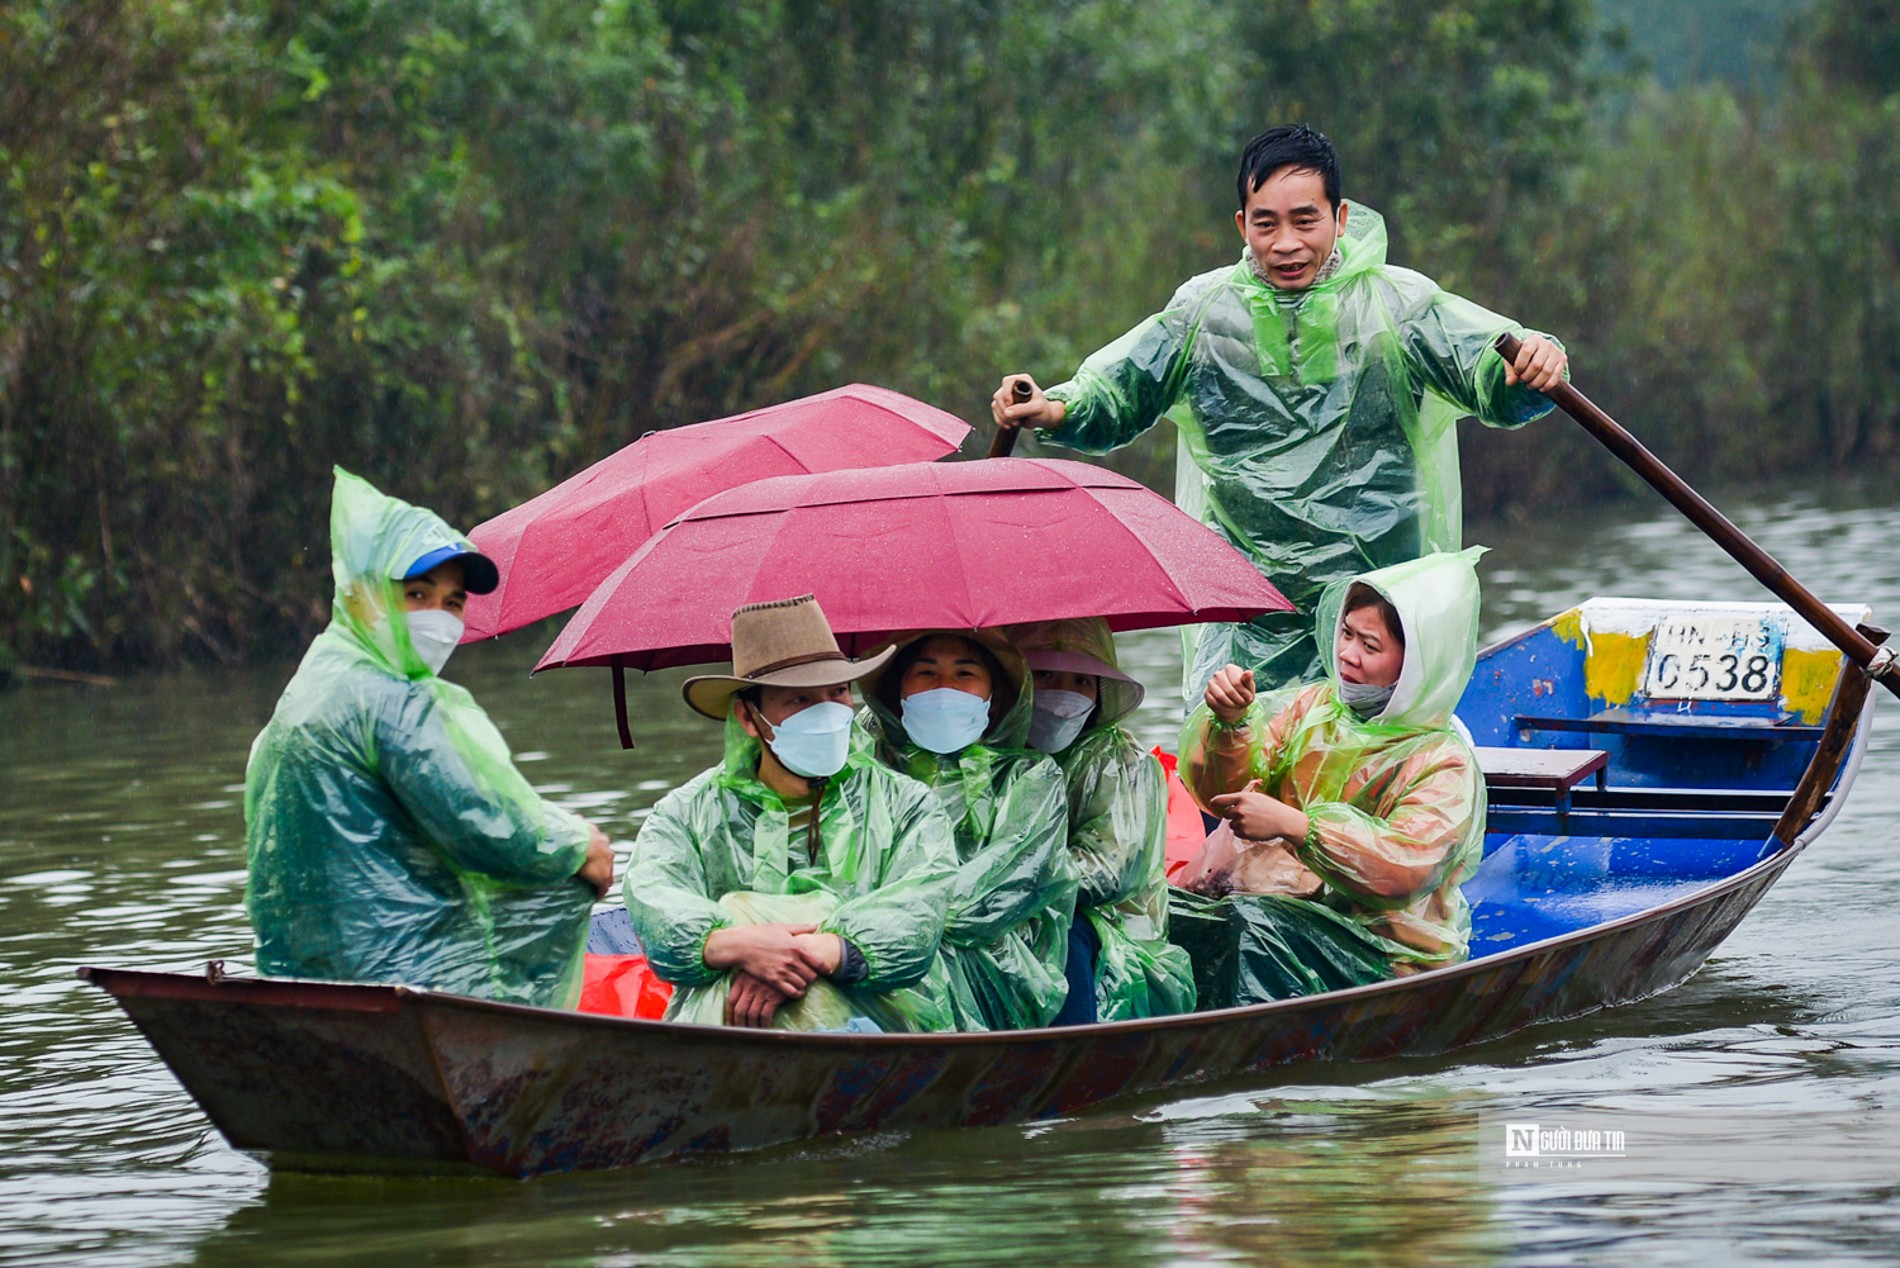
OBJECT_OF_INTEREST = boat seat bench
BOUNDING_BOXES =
[1476,745,1608,815]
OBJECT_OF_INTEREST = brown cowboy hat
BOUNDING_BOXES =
[681,594,895,720]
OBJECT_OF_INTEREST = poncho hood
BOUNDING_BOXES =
[327,466,486,680]
[1319,546,1486,730]
[717,708,780,787]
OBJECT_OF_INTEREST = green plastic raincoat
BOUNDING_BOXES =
[245,468,595,1008]
[860,634,1078,1031]
[1005,618,1196,1021]
[1044,203,1555,698]
[623,712,960,1032]
[1176,548,1489,1002]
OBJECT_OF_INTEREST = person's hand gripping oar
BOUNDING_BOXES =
[1495,331,1900,698]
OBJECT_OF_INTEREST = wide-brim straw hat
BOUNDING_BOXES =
[681,594,894,720]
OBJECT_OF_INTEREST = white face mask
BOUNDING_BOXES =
[901,687,992,754]
[405,609,464,675]
[1028,689,1095,753]
[760,701,853,779]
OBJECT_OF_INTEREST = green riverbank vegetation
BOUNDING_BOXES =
[3,0,1894,671]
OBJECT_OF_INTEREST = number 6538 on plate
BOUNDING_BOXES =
[1641,614,1786,702]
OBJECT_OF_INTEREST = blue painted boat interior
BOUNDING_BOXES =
[1455,604,1852,960]
[1464,832,1768,956]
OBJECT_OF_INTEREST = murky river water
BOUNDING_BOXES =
[4,479,1899,1265]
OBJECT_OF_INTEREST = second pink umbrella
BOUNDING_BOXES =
[538,458,1292,672]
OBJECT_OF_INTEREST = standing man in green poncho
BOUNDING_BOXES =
[245,468,615,1009]
[993,124,1569,699]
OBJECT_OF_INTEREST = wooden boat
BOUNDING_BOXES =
[80,598,1879,1177]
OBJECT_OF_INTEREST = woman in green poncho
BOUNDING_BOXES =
[860,631,1078,1031]
[623,595,959,1033]
[1173,548,1488,1007]
[1006,618,1196,1023]
[245,468,614,1009]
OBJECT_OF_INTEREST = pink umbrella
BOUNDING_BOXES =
[537,458,1292,673]
[460,384,969,641]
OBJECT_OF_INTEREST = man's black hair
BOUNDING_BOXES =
[1237,124,1341,211]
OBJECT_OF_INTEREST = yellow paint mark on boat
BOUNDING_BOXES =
[1585,632,1649,705]
[1550,609,1585,646]
[1552,610,1649,705]
[1781,647,1843,723]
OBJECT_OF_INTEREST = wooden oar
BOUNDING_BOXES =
[987,378,1036,458]
[1495,331,1900,698]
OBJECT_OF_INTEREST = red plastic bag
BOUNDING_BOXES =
[1153,748,1210,881]
[577,953,674,1019]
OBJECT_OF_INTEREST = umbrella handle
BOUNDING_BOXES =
[612,663,635,749]
[987,378,1036,458]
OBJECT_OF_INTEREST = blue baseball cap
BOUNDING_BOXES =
[402,545,500,595]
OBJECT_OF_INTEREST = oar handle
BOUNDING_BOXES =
[1496,332,1900,697]
[987,378,1036,458]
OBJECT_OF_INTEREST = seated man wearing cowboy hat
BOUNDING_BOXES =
[622,595,961,1031]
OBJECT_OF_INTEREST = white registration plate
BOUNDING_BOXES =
[1641,615,1785,702]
